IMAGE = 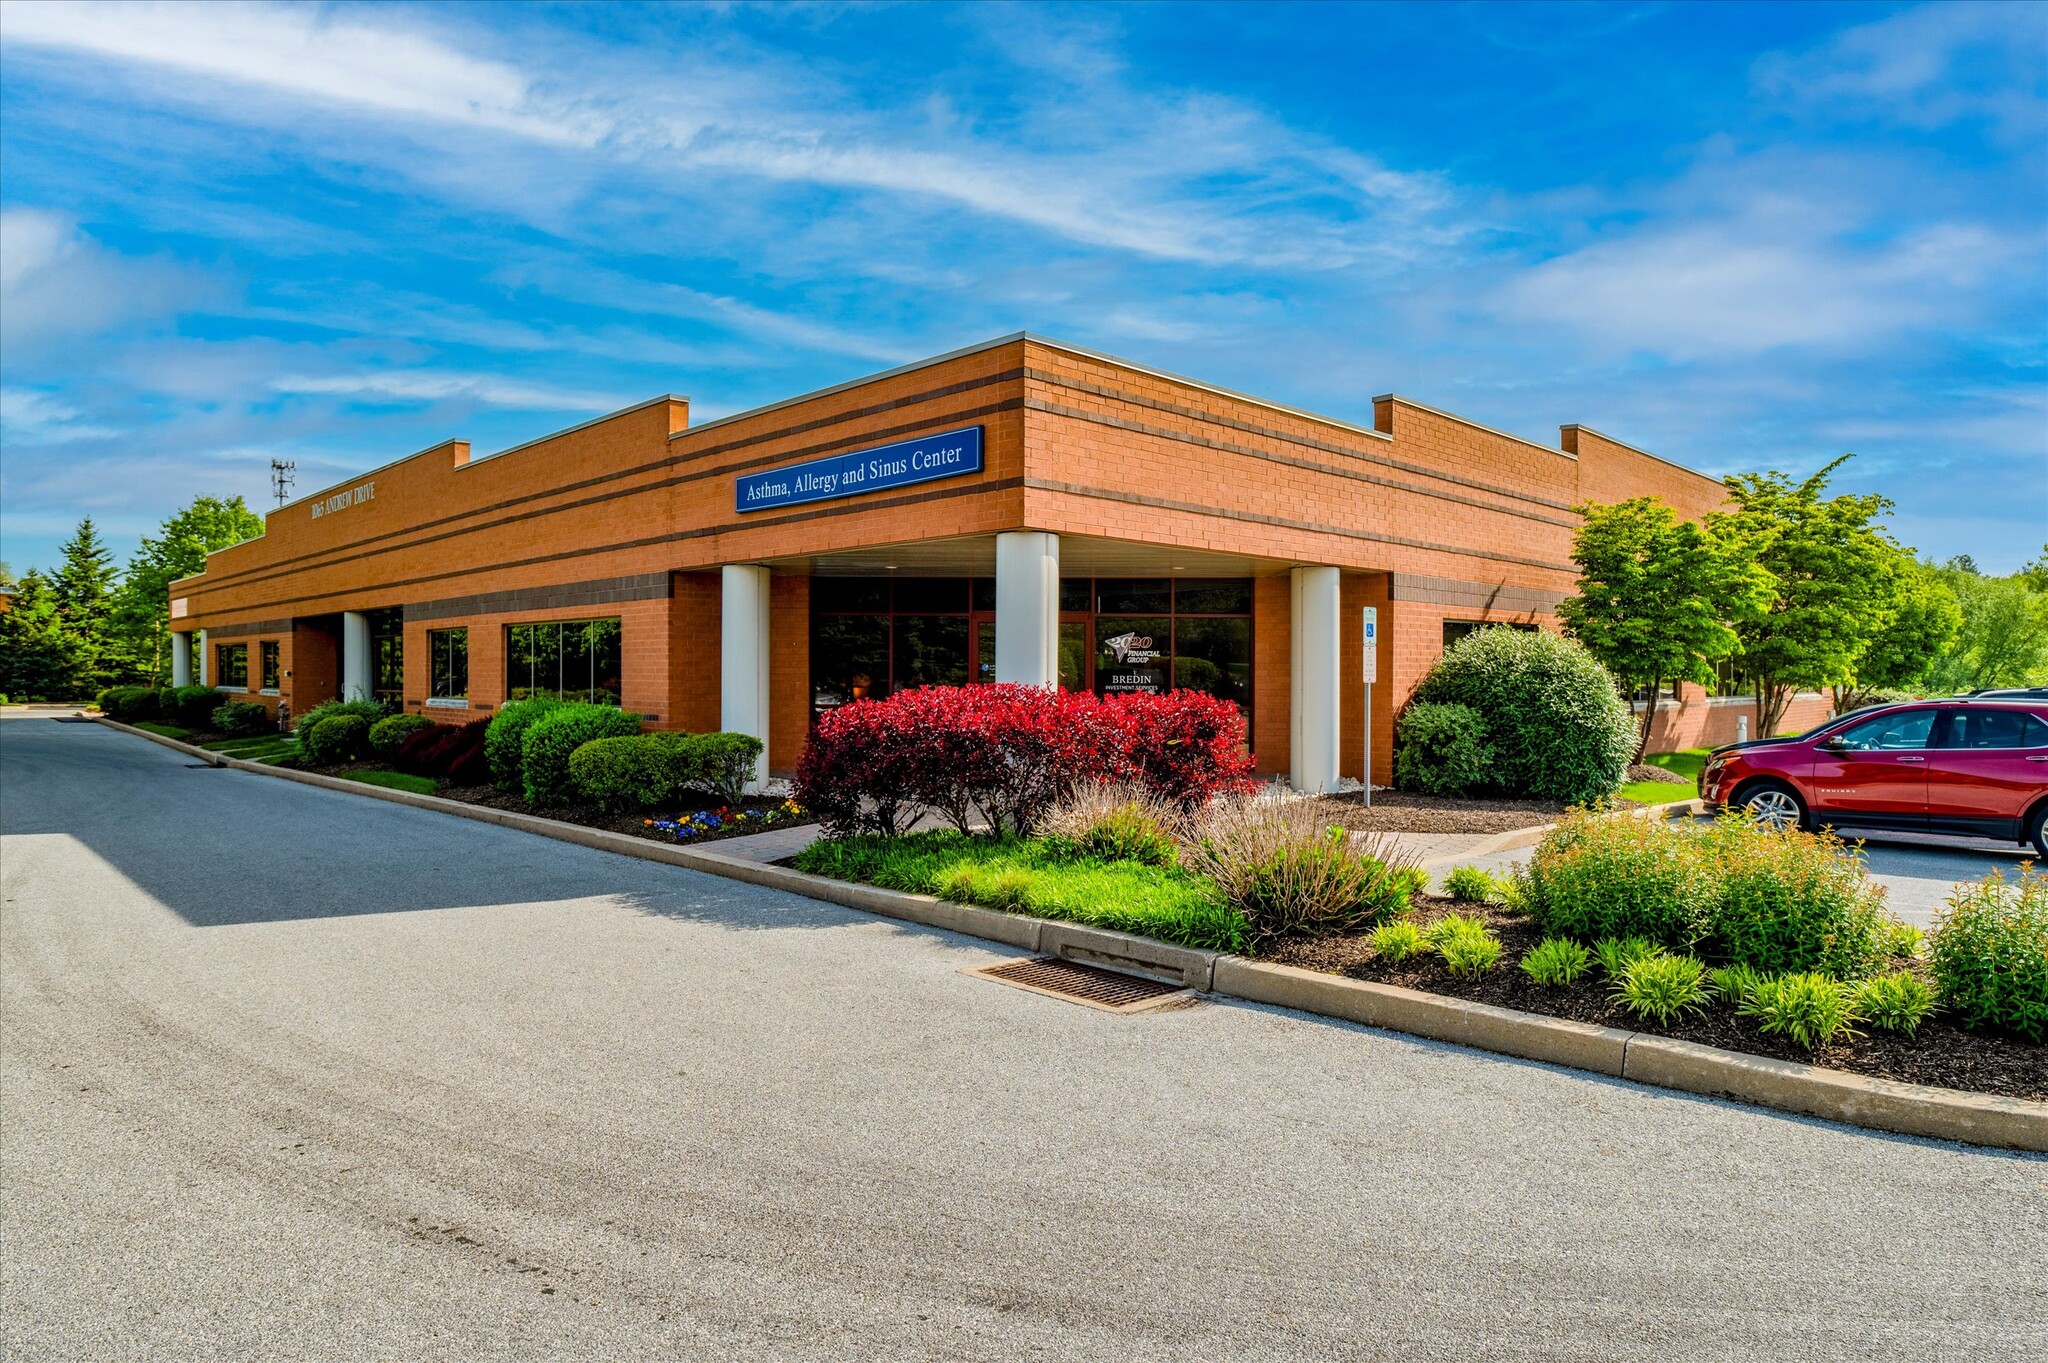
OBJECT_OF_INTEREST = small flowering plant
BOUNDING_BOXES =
[645,799,805,842]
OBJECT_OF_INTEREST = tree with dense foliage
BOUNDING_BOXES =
[1559,497,1772,760]
[1833,553,1962,711]
[1712,457,1898,737]
[110,496,265,683]
[0,570,84,700]
[1925,557,2048,692]
[50,518,121,693]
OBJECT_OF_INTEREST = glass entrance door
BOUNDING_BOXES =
[971,615,1090,690]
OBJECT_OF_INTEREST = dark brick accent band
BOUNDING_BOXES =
[403,572,673,623]
[1389,572,1565,615]
[204,618,294,639]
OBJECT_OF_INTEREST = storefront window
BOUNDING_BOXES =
[259,640,280,691]
[506,618,622,704]
[369,607,404,704]
[216,642,248,689]
[1096,616,1171,696]
[429,628,468,700]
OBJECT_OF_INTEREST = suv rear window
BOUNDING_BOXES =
[1940,709,2048,749]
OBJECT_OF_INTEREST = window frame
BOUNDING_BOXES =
[215,642,249,690]
[427,627,469,706]
[503,617,622,706]
[259,640,280,693]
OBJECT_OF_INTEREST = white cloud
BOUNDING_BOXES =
[0,208,218,349]
[268,370,626,411]
[0,387,120,443]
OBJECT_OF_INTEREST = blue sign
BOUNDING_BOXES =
[736,425,984,513]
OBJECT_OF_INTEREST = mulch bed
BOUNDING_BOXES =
[432,783,816,847]
[1266,899,2047,1101]
[1302,791,1575,835]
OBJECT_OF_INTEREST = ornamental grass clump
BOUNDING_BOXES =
[1520,937,1592,987]
[1708,963,1767,1008]
[1591,935,1661,980]
[1434,919,1503,977]
[1696,813,1889,978]
[1929,867,2048,1042]
[1521,810,1710,951]
[1371,920,1427,963]
[1182,796,1419,944]
[1037,782,1183,867]
[1443,865,1501,904]
[1857,971,1937,1037]
[1739,972,1863,1050]
[1612,953,1711,1026]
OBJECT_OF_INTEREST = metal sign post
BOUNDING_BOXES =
[1362,607,1377,808]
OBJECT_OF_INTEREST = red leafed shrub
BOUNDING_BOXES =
[791,684,1252,838]
[395,717,490,780]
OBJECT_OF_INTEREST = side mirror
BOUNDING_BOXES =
[1819,734,1849,751]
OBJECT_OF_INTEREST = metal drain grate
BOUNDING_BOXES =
[973,956,1191,1013]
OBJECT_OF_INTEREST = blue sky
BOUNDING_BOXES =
[2,0,2043,574]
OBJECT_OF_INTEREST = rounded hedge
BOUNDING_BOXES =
[1394,701,1493,796]
[97,685,163,723]
[369,712,435,758]
[168,685,226,730]
[293,697,388,734]
[1408,628,1633,804]
[570,734,685,810]
[211,700,274,737]
[520,704,644,806]
[303,713,372,765]
[485,697,566,790]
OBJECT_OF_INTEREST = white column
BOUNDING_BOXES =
[196,632,210,687]
[341,611,372,701]
[994,531,1060,688]
[1290,566,1342,794]
[720,565,772,791]
[170,632,193,688]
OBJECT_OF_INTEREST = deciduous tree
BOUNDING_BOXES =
[111,496,265,683]
[1834,553,1962,711]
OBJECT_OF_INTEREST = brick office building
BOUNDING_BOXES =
[167,334,1823,790]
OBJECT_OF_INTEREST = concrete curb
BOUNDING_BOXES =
[86,715,2048,1152]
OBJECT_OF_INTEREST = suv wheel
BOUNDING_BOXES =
[2030,804,2048,861]
[1737,781,1806,832]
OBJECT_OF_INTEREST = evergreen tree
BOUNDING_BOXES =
[0,570,84,701]
[110,496,265,683]
[51,517,120,692]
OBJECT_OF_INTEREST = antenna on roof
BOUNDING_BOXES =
[269,459,296,508]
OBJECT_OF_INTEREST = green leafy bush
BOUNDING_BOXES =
[1520,937,1592,987]
[1857,971,1937,1037]
[1371,919,1427,963]
[369,713,435,757]
[569,734,685,811]
[1523,811,1710,949]
[1435,919,1503,977]
[1393,702,1494,797]
[1406,627,1635,804]
[485,697,566,789]
[1183,797,1418,943]
[1696,815,1889,978]
[1739,972,1863,1050]
[1709,963,1767,1007]
[520,704,643,806]
[1612,953,1711,1026]
[675,731,767,807]
[97,685,163,722]
[303,713,372,765]
[210,700,273,737]
[168,684,227,729]
[1443,865,1500,904]
[1929,868,2048,1042]
[1592,935,1661,979]
[294,698,388,734]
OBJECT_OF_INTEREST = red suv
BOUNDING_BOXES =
[1699,698,2048,858]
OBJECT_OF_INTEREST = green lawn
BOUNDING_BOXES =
[131,721,192,740]
[796,830,1245,953]
[1617,748,1710,807]
[341,770,440,796]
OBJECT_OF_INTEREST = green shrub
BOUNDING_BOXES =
[1929,868,2048,1042]
[294,698,388,734]
[369,713,435,758]
[1612,953,1711,1026]
[1696,815,1888,978]
[1443,865,1500,904]
[97,685,163,722]
[1394,702,1494,796]
[1524,811,1710,949]
[303,713,372,765]
[1436,920,1503,977]
[1591,935,1661,979]
[485,697,565,789]
[1520,937,1592,987]
[1857,971,1937,1037]
[569,734,686,811]
[1423,911,1488,946]
[674,731,767,807]
[1407,627,1634,804]
[168,684,226,729]
[1371,920,1427,963]
[1709,962,1767,1007]
[1183,797,1418,943]
[1739,972,1863,1050]
[1881,920,1925,960]
[210,700,273,737]
[520,704,643,806]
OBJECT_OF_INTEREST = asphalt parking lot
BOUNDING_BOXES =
[4,713,2044,1362]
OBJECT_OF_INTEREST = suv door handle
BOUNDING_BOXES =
[2028,755,2048,762]
[1896,755,1925,762]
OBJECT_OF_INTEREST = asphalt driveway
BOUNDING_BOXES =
[2,713,2043,1361]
